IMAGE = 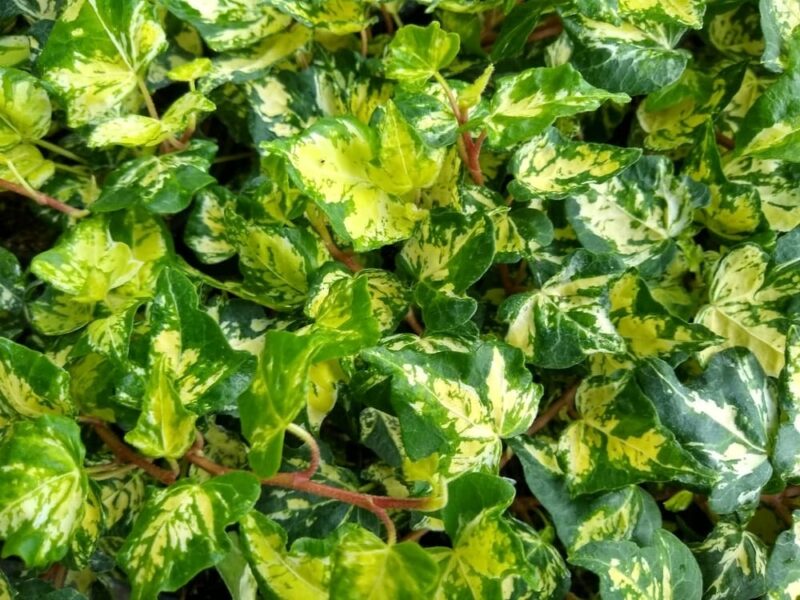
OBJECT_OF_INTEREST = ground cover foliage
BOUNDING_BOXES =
[1,0,800,598]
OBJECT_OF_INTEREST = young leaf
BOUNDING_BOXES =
[385,22,460,87]
[0,67,51,150]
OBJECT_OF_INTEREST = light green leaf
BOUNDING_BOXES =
[0,67,50,150]
[500,251,625,369]
[486,63,629,147]
[766,511,800,600]
[330,524,440,600]
[184,186,238,264]
[563,14,690,95]
[638,349,778,513]
[620,0,705,28]
[266,0,372,35]
[92,140,217,213]
[724,155,800,232]
[0,337,73,428]
[216,532,258,600]
[0,143,54,188]
[760,0,800,71]
[161,0,291,51]
[572,530,703,600]
[385,22,460,87]
[691,521,768,600]
[281,117,426,251]
[0,415,87,567]
[37,0,167,127]
[31,217,143,303]
[769,325,800,481]
[117,472,261,600]
[510,127,641,197]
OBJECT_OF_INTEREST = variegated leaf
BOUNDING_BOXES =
[37,0,167,127]
[500,251,625,369]
[0,143,54,188]
[385,22,460,87]
[281,117,426,252]
[92,140,217,214]
[510,127,641,198]
[0,248,24,339]
[117,472,261,600]
[620,0,705,28]
[216,531,258,600]
[0,337,73,427]
[485,63,629,147]
[184,186,237,264]
[772,325,800,481]
[766,510,800,600]
[0,67,50,150]
[761,0,800,71]
[691,521,768,600]
[572,529,703,599]
[66,483,103,569]
[724,155,800,232]
[0,415,87,567]
[266,0,372,34]
[638,349,778,513]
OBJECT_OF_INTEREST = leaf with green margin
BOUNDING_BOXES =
[280,117,426,252]
[766,510,800,599]
[558,357,712,495]
[0,143,54,188]
[362,339,542,477]
[393,89,459,149]
[499,251,625,369]
[773,326,800,482]
[65,483,103,569]
[608,271,721,361]
[619,0,705,28]
[70,303,139,364]
[568,155,706,270]
[485,63,629,147]
[724,155,800,232]
[385,22,460,87]
[31,217,143,304]
[37,0,167,127]
[637,349,778,513]
[736,67,800,162]
[760,0,800,72]
[510,127,641,198]
[0,248,24,339]
[245,70,320,143]
[690,521,768,600]
[97,469,146,533]
[0,67,50,150]
[695,241,799,377]
[707,3,764,60]
[490,2,546,61]
[369,100,445,196]
[329,524,439,600]
[240,511,331,600]
[117,472,261,600]
[0,337,73,427]
[161,0,291,51]
[0,415,87,567]
[92,140,217,214]
[562,14,690,95]
[571,529,703,599]
[184,186,237,264]
[490,206,554,264]
[216,531,258,600]
[266,0,372,34]
[510,435,663,554]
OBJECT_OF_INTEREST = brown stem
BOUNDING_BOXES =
[360,29,369,57]
[529,15,563,42]
[380,7,395,34]
[761,494,793,525]
[401,528,428,543]
[0,178,88,217]
[404,308,424,336]
[528,383,579,434]
[84,419,177,485]
[137,76,159,120]
[286,423,321,480]
[464,131,486,186]
[715,130,735,151]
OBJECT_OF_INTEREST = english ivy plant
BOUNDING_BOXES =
[1,1,800,599]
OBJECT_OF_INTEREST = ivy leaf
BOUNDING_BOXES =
[766,511,800,599]
[0,67,50,150]
[638,349,778,513]
[724,156,800,232]
[216,531,258,600]
[773,326,800,482]
[117,472,261,600]
[485,64,630,147]
[691,521,768,600]
[510,127,641,198]
[184,186,237,264]
[620,0,705,28]
[500,251,625,369]
[265,0,372,35]
[760,0,800,72]
[0,337,73,427]
[37,0,167,126]
[0,415,87,567]
[161,0,291,51]
[0,143,54,188]
[0,248,24,338]
[92,140,217,214]
[571,530,703,599]
[385,22,460,87]
[280,117,427,251]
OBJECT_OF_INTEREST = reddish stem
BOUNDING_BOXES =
[715,131,735,151]
[0,178,88,217]
[404,308,424,336]
[286,424,321,479]
[528,383,579,434]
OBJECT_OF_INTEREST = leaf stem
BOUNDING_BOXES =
[715,130,735,151]
[404,308,424,335]
[360,29,369,57]
[433,73,485,186]
[286,423,321,480]
[0,177,88,217]
[528,382,579,434]
[137,76,159,120]
[34,139,88,164]
[307,208,364,272]
[528,15,563,42]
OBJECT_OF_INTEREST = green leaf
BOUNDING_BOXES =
[184,186,237,264]
[216,531,258,600]
[385,22,460,87]
[499,251,625,369]
[638,349,778,513]
[510,127,642,198]
[37,0,167,127]
[0,415,87,567]
[766,511,800,600]
[724,155,800,232]
[0,248,24,339]
[620,0,706,28]
[161,0,291,51]
[265,0,372,35]
[572,529,703,599]
[0,67,51,150]
[485,63,630,147]
[0,143,54,188]
[92,140,217,213]
[117,472,261,600]
[760,0,800,71]
[691,521,767,600]
[281,117,427,251]
[774,326,800,481]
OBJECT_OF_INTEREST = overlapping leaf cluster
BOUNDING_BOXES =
[1,0,800,598]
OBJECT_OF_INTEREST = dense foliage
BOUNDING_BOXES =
[1,0,800,598]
